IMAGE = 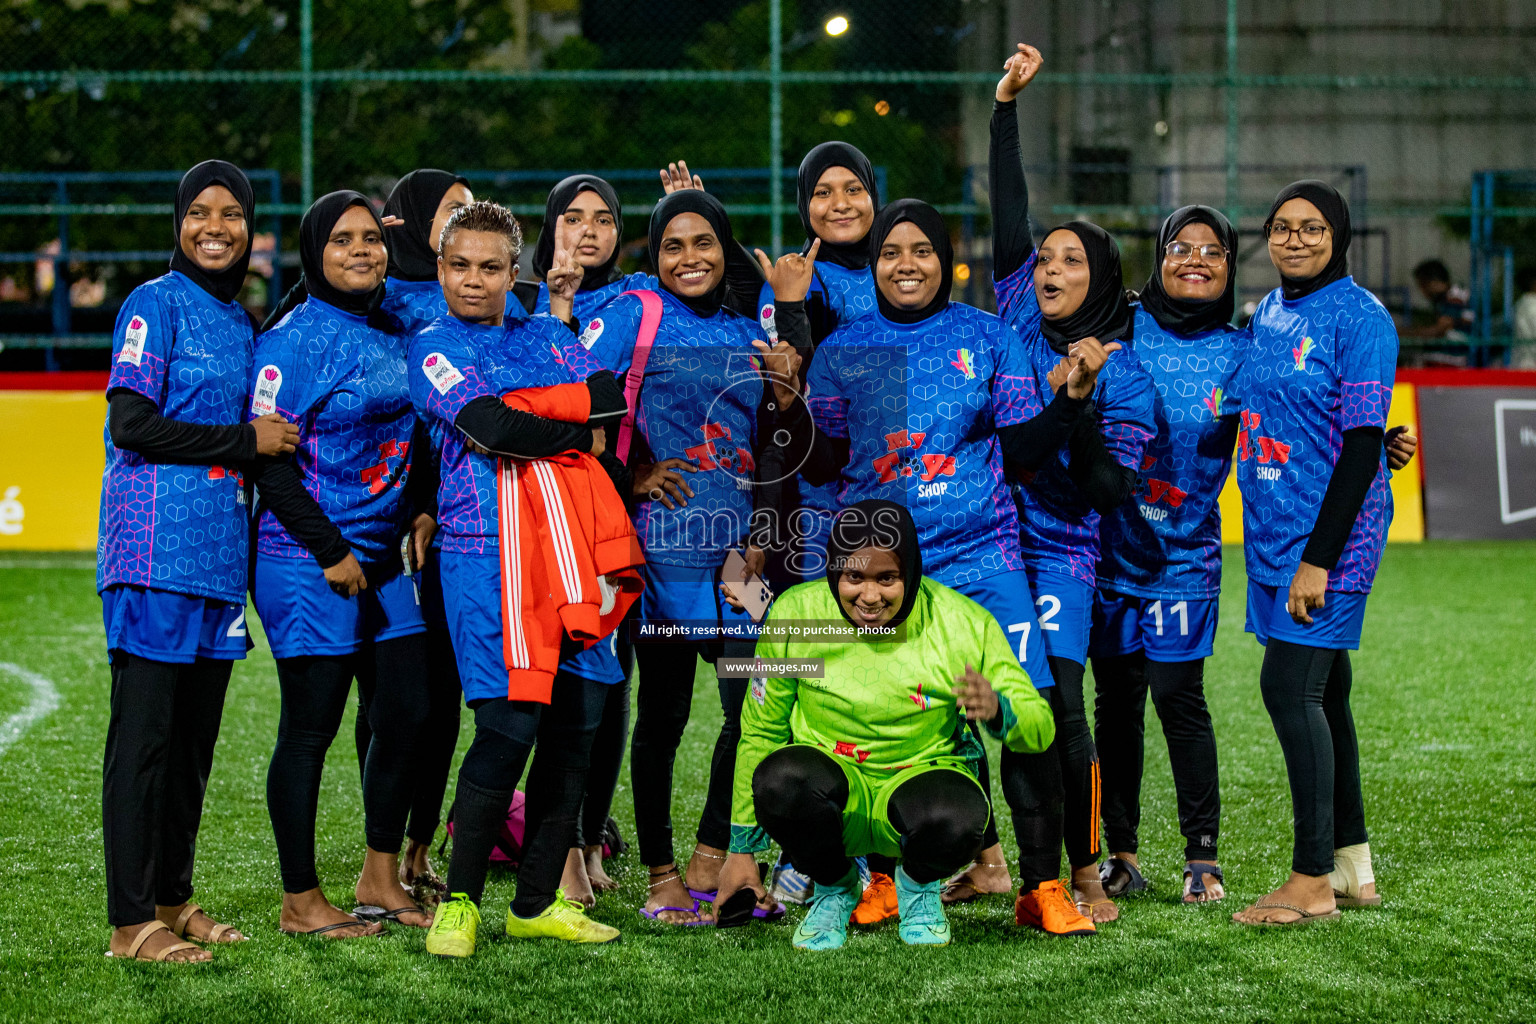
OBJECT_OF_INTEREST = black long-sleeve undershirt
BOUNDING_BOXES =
[1064,409,1140,515]
[1300,426,1384,570]
[998,390,1090,472]
[453,395,595,459]
[989,98,1034,282]
[248,456,353,569]
[107,389,257,466]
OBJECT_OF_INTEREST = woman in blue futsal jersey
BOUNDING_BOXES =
[408,201,632,956]
[978,43,1158,930]
[764,195,1120,937]
[517,173,657,321]
[561,189,793,926]
[99,160,296,963]
[1089,203,1419,907]
[336,167,473,906]
[251,191,438,939]
[1231,181,1398,927]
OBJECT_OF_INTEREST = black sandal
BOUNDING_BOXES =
[353,904,430,925]
[1183,862,1224,902]
[1099,857,1148,897]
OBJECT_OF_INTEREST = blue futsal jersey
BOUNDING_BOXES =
[99,271,254,604]
[251,298,420,566]
[563,289,767,569]
[994,256,1157,587]
[531,271,656,321]
[382,276,450,337]
[1236,277,1397,593]
[761,261,879,522]
[408,312,578,555]
[1095,307,1246,600]
[806,302,1041,587]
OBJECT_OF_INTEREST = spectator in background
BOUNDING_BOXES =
[1404,259,1474,367]
[1513,267,1536,369]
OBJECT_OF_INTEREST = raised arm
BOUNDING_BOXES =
[989,43,1045,282]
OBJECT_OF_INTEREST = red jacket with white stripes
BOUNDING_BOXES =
[496,383,643,703]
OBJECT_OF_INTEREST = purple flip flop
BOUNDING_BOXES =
[639,899,711,926]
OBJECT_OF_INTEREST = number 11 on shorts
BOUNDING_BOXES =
[1149,600,1189,636]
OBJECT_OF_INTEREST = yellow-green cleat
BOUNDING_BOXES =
[505,890,620,944]
[425,894,482,958]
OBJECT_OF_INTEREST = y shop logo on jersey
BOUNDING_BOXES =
[422,352,465,395]
[251,364,282,416]
[117,315,149,366]
[1139,479,1188,522]
[1237,410,1292,480]
[870,429,957,497]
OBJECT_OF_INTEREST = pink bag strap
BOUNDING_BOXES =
[616,289,663,464]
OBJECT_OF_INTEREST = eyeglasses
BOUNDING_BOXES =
[1267,222,1329,246]
[1165,241,1228,265]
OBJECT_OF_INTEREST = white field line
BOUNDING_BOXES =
[0,558,95,570]
[0,662,61,758]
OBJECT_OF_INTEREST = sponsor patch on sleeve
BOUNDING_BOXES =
[579,317,604,350]
[759,303,778,340]
[422,352,465,395]
[118,315,148,366]
[251,364,282,416]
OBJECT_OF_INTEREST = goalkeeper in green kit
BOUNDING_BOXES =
[713,500,1055,949]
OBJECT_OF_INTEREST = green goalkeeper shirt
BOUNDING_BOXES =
[729,576,1055,854]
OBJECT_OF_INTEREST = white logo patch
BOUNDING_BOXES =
[251,364,283,416]
[759,303,779,342]
[118,315,148,366]
[579,317,605,350]
[422,352,465,395]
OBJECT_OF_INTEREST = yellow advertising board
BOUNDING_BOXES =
[0,381,1429,552]
[0,390,107,551]
[1219,382,1425,544]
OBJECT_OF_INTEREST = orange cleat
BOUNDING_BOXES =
[1014,880,1096,936]
[850,871,899,925]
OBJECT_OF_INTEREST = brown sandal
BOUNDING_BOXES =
[171,903,242,943]
[111,920,206,963]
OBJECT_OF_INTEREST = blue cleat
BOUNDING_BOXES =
[894,865,951,946]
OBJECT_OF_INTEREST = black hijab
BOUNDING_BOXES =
[170,160,256,305]
[382,169,468,282]
[1138,205,1238,337]
[869,199,952,325]
[532,174,625,289]
[1265,179,1352,301]
[825,499,923,630]
[647,190,734,318]
[797,141,880,270]
[300,190,388,318]
[1038,220,1132,354]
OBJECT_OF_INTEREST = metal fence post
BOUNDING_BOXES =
[769,0,783,255]
[49,176,68,370]
[300,0,315,208]
[1224,0,1239,223]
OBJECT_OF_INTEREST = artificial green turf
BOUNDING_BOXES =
[0,544,1532,1023]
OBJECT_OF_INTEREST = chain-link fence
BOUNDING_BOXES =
[5,0,1536,368]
